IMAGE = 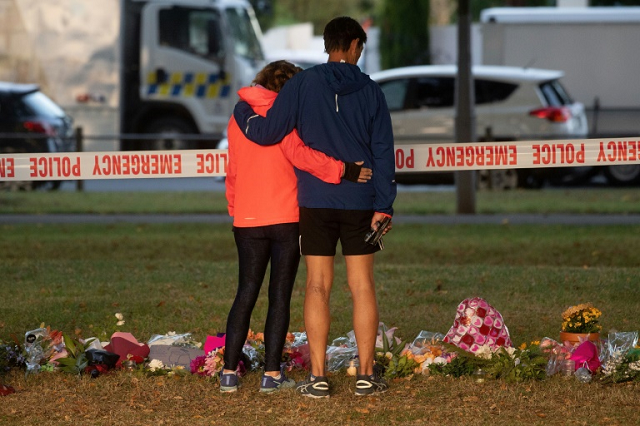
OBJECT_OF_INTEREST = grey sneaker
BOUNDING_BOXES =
[355,373,388,396]
[296,375,330,398]
[219,371,238,393]
[260,371,295,393]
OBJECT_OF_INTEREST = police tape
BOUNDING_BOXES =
[1,137,639,181]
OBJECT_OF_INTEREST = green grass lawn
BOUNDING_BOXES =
[1,187,640,214]
[2,223,638,343]
[1,191,640,425]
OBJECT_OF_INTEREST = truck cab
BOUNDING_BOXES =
[120,0,264,150]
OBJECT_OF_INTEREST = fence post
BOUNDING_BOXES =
[75,126,84,192]
[484,126,493,189]
[591,96,600,137]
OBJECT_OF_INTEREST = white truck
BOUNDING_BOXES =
[480,6,640,184]
[0,0,265,151]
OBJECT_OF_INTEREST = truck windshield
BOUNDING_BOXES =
[159,7,223,59]
[225,7,264,62]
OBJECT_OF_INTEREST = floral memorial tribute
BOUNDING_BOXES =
[2,299,640,392]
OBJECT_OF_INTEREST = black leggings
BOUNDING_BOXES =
[223,223,300,372]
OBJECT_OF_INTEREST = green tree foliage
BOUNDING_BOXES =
[379,0,430,69]
[264,0,379,32]
[249,0,276,31]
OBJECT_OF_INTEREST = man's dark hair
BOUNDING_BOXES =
[323,16,367,53]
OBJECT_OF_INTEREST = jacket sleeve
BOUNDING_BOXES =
[279,129,343,184]
[233,79,299,146]
[370,86,397,216]
[224,119,239,217]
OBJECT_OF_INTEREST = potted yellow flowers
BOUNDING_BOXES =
[560,303,602,345]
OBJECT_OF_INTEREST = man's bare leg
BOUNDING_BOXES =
[345,254,377,376]
[304,255,334,377]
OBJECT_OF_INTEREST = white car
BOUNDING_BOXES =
[370,65,589,188]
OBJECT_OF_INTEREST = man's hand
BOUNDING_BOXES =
[342,161,372,183]
[370,212,392,235]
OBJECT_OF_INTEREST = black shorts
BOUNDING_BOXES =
[299,207,382,256]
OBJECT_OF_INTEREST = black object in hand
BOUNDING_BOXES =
[364,216,391,245]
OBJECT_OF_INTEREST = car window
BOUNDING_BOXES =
[475,80,518,105]
[379,75,520,111]
[378,79,409,111]
[412,77,455,108]
[19,91,65,119]
[539,80,573,106]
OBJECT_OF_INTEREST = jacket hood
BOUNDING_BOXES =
[316,62,370,95]
[237,86,277,109]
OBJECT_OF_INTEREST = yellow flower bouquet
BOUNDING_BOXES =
[561,303,602,333]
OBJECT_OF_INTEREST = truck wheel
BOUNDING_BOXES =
[604,165,640,186]
[477,169,518,190]
[144,118,198,150]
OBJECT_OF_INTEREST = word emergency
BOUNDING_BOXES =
[92,153,182,176]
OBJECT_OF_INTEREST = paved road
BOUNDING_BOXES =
[3,213,640,225]
[8,176,637,225]
[57,178,458,193]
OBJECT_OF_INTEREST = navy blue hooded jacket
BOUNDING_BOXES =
[233,62,396,216]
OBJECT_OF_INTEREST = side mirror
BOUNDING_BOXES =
[155,68,169,84]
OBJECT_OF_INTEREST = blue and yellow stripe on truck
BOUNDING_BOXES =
[146,71,232,98]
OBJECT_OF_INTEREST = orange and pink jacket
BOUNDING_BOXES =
[225,86,343,227]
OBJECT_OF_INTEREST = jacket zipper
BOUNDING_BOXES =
[335,94,339,112]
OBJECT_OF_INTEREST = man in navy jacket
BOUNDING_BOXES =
[234,16,396,398]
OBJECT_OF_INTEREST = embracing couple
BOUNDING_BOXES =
[221,16,396,398]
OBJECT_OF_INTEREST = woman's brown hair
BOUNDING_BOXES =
[253,60,303,93]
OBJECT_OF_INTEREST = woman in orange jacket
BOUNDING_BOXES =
[220,61,370,393]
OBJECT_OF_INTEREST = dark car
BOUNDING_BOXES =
[0,82,74,189]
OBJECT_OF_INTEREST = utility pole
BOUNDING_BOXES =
[455,0,476,214]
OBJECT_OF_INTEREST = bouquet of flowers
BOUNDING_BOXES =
[561,303,602,333]
[242,330,307,372]
[429,341,547,382]
[600,348,640,383]
[374,326,421,379]
[282,333,307,371]
[190,347,225,378]
[242,330,265,370]
[540,337,574,375]
[0,339,25,374]
[406,332,456,376]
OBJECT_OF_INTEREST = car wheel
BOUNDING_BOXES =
[604,165,640,186]
[32,180,62,191]
[477,169,519,190]
[515,170,545,189]
[143,117,198,150]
